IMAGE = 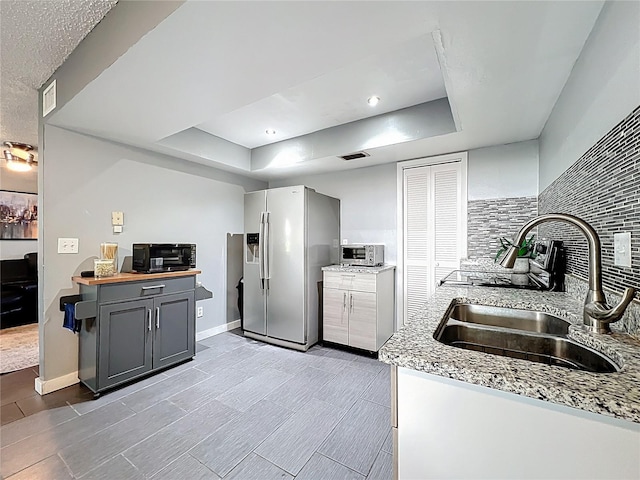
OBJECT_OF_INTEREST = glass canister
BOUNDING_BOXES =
[96,242,118,277]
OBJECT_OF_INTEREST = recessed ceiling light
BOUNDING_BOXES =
[367,95,380,106]
[265,129,276,135]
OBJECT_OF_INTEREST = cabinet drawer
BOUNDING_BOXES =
[99,276,195,303]
[324,272,376,293]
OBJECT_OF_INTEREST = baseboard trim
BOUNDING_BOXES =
[34,371,79,395]
[196,319,241,341]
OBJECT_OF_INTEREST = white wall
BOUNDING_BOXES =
[0,163,38,259]
[269,163,398,264]
[0,241,37,260]
[270,141,538,265]
[467,140,538,200]
[40,126,265,382]
[539,0,640,191]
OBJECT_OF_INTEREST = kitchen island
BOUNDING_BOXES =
[70,269,208,394]
[379,282,640,479]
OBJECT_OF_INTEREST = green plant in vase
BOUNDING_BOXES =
[494,234,536,263]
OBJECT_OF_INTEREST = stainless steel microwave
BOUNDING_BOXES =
[132,243,196,273]
[340,244,384,267]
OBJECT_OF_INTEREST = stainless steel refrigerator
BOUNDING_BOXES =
[243,186,340,351]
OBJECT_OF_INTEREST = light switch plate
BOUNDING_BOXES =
[58,238,79,254]
[614,232,632,267]
[111,211,124,226]
[113,225,123,233]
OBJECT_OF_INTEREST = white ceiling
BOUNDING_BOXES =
[4,1,606,182]
[196,33,447,148]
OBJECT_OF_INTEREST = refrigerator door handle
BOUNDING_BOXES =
[264,212,271,287]
[259,212,265,289]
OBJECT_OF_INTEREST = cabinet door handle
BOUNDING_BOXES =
[155,307,160,329]
[147,308,152,331]
[343,292,347,312]
[350,294,354,313]
[142,284,165,290]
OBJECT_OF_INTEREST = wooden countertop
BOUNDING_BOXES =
[72,269,202,286]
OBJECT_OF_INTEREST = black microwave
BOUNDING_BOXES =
[132,243,196,273]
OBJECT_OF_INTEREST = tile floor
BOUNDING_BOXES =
[0,331,392,479]
[1,366,97,425]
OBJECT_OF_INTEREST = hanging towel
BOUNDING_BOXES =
[63,302,81,333]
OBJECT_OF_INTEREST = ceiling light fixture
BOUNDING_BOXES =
[265,129,276,135]
[367,95,380,106]
[2,142,37,172]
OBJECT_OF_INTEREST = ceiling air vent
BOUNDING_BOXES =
[338,151,370,161]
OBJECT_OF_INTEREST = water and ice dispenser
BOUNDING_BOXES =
[246,233,260,264]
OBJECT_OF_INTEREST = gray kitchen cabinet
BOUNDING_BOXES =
[152,291,195,370]
[98,298,154,388]
[72,272,201,394]
[322,267,395,352]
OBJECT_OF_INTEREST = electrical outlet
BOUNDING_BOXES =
[342,239,349,245]
[614,232,632,267]
[58,238,79,254]
[111,211,124,226]
[197,306,204,318]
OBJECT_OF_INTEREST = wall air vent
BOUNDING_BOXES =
[338,151,370,161]
[42,79,57,117]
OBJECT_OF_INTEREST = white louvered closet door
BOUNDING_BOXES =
[403,162,464,323]
[432,163,464,286]
[404,168,431,323]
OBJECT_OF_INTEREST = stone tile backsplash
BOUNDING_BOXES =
[467,196,538,259]
[538,105,640,299]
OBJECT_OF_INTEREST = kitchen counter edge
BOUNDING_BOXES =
[378,285,640,424]
[321,264,395,274]
[72,269,202,285]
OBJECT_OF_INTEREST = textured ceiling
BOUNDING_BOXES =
[0,0,117,146]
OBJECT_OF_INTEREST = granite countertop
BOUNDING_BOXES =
[378,285,640,424]
[322,264,395,274]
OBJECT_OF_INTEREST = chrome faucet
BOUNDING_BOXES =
[500,213,636,334]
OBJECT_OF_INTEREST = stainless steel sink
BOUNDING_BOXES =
[448,304,571,335]
[434,303,619,373]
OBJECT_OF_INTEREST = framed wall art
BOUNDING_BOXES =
[0,190,38,240]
